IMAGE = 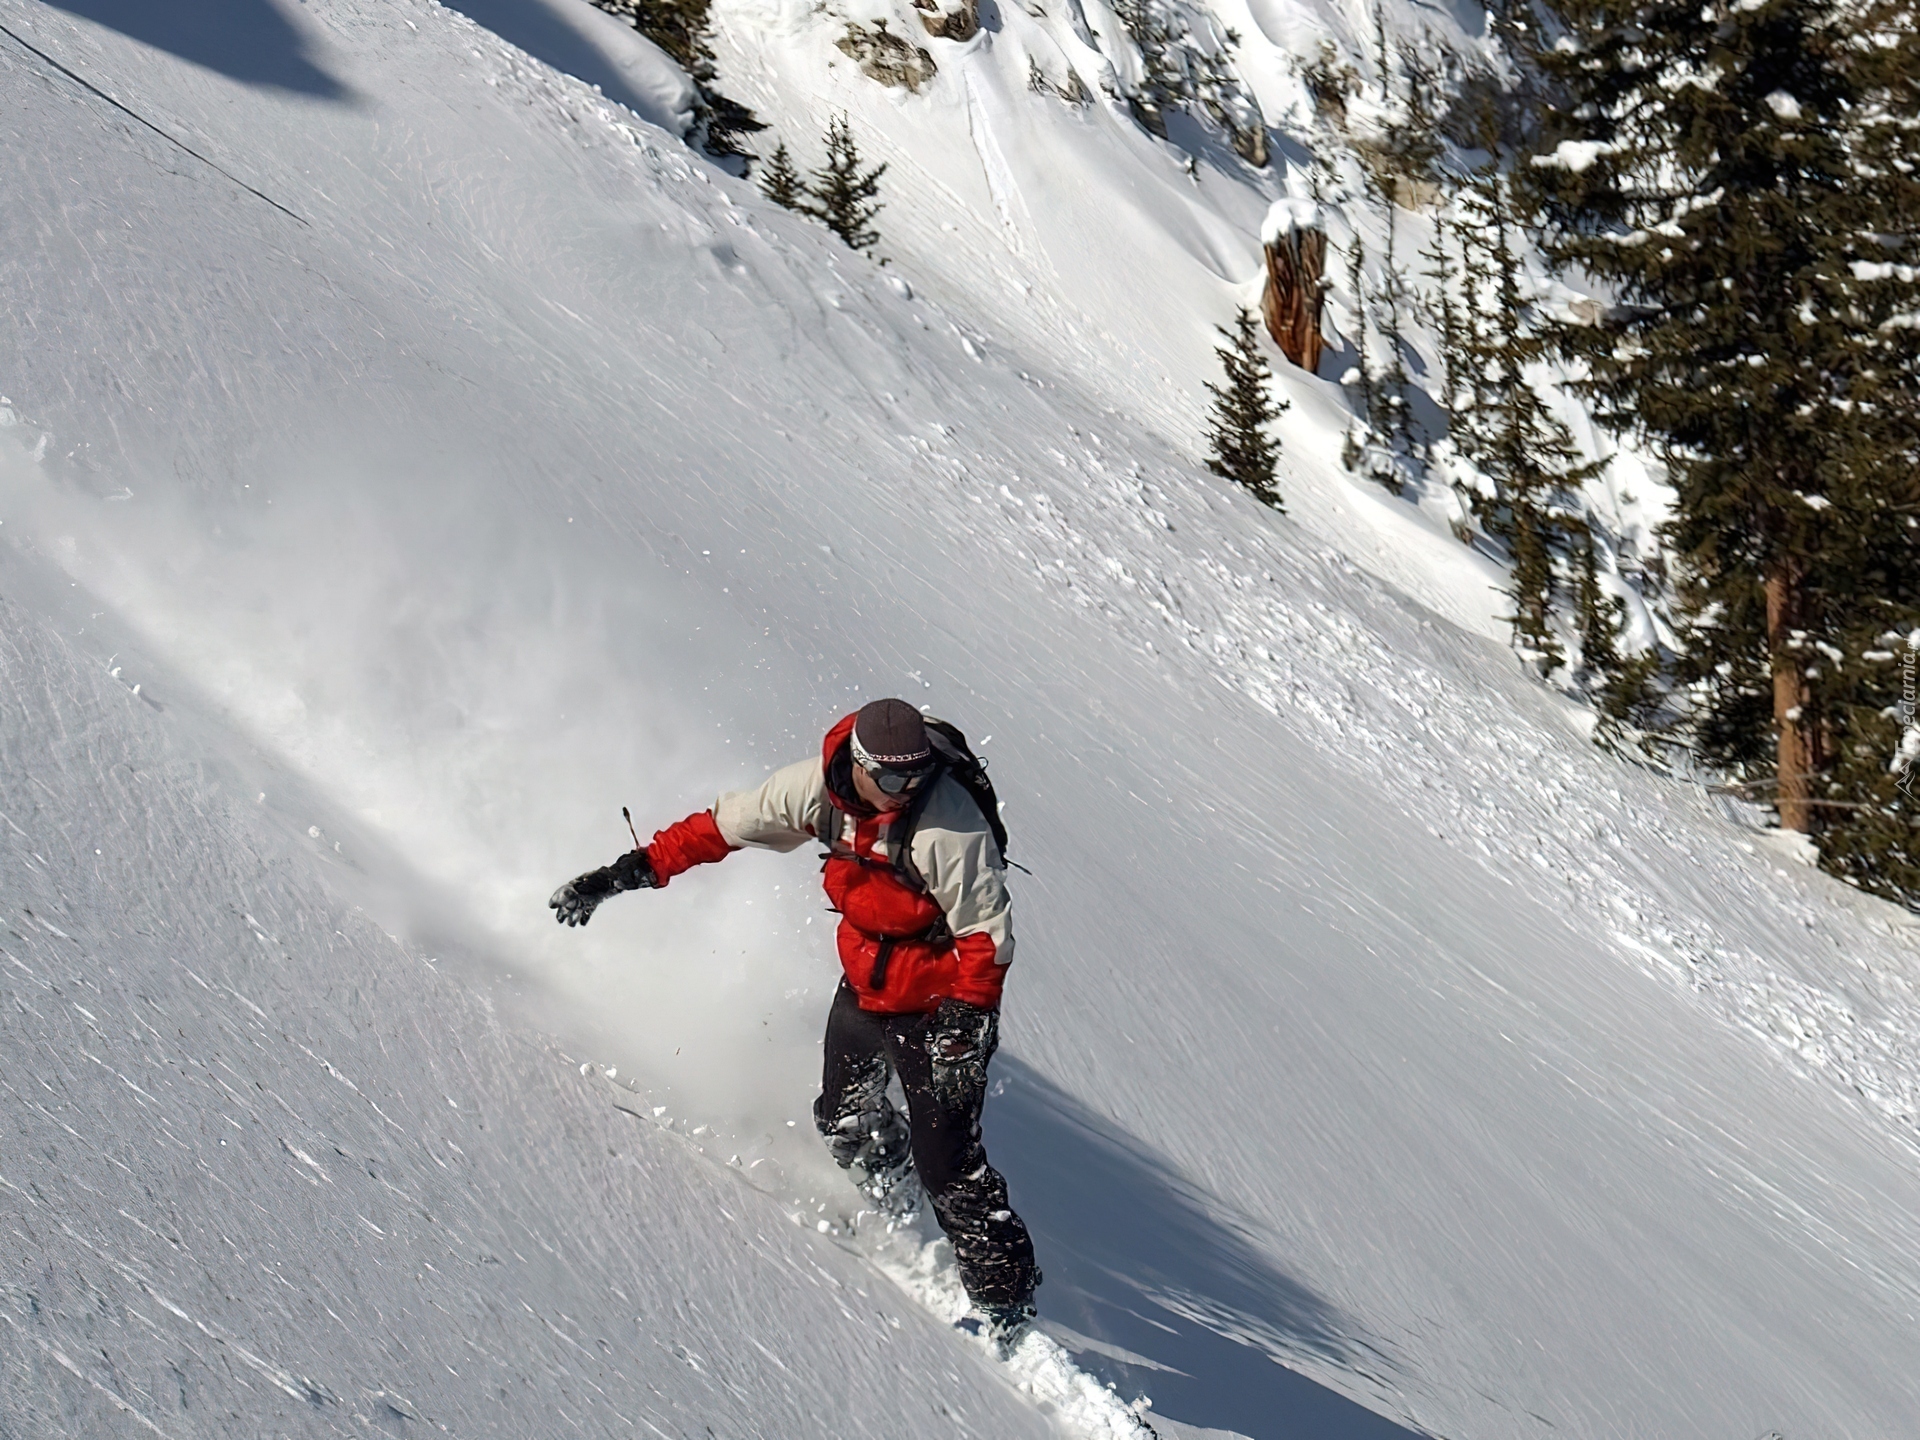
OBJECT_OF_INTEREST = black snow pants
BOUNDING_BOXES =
[813,980,1038,1309]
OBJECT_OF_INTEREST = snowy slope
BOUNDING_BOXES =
[708,0,1527,638]
[0,566,1058,1439]
[3,1,1920,1438]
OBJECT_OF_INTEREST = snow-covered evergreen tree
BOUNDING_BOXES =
[807,115,886,254]
[1112,0,1268,163]
[1421,211,1463,416]
[1204,307,1287,510]
[1340,232,1379,483]
[758,142,805,211]
[1375,197,1415,457]
[1572,531,1625,682]
[1532,0,1920,898]
[1451,168,1604,675]
[590,0,765,162]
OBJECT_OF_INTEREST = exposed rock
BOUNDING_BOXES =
[1225,114,1269,168]
[1387,176,1444,210]
[1299,42,1357,128]
[835,21,937,92]
[1352,142,1446,209]
[1128,96,1168,140]
[912,0,979,40]
[1567,296,1607,327]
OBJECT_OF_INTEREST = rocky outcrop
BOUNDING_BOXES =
[912,0,979,41]
[1226,115,1269,168]
[835,21,937,92]
[1567,297,1607,327]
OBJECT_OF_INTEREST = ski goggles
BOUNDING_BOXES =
[851,729,936,794]
[866,764,934,795]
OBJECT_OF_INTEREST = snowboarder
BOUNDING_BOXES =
[549,698,1039,1341]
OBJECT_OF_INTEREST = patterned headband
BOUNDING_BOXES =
[850,726,933,771]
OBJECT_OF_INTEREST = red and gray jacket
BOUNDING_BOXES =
[641,713,1015,1014]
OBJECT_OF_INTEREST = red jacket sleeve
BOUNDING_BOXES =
[645,810,734,885]
[947,931,1007,1009]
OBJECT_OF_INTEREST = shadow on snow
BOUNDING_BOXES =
[987,1058,1429,1440]
[435,0,675,128]
[42,0,349,98]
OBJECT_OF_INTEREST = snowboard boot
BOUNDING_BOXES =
[829,1105,920,1224]
[957,1300,1037,1357]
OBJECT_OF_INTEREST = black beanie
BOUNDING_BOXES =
[853,698,933,768]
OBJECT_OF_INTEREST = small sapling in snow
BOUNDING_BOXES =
[759,142,806,212]
[1204,306,1287,512]
[806,114,886,254]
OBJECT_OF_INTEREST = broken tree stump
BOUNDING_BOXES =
[1259,199,1328,374]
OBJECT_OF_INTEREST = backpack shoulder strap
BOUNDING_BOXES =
[885,766,945,893]
[890,718,1008,893]
[924,718,1008,859]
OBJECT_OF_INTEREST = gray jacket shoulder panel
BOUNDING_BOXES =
[907,774,1014,964]
[712,757,829,852]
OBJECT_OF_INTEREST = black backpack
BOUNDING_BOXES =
[892,717,1009,890]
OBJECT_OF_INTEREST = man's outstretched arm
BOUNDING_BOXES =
[547,810,734,927]
[645,811,735,883]
[549,758,825,926]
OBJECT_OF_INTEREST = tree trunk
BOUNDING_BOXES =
[1767,560,1817,832]
[1261,225,1327,373]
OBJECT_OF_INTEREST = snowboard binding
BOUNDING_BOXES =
[955,1301,1036,1358]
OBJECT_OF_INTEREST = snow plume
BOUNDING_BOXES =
[0,579,1058,1440]
[0,420,826,1131]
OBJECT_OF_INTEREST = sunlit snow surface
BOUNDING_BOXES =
[3,1,1920,1438]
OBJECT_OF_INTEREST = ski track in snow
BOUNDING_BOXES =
[912,426,1920,1148]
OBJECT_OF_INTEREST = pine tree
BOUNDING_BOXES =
[1815,1,1920,897]
[590,0,764,163]
[1421,209,1463,416]
[1112,0,1265,159]
[807,115,886,253]
[1114,0,1186,137]
[1382,36,1446,187]
[1592,646,1670,757]
[1195,29,1269,166]
[701,93,768,165]
[1300,40,1358,125]
[1341,232,1374,477]
[1421,202,1476,544]
[593,0,704,72]
[1375,195,1414,456]
[1572,529,1624,680]
[1446,172,1497,525]
[1204,307,1288,510]
[1372,0,1392,101]
[758,142,805,211]
[1531,0,1920,892]
[1452,167,1604,674]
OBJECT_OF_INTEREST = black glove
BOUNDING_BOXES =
[549,849,656,927]
[928,997,997,1064]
